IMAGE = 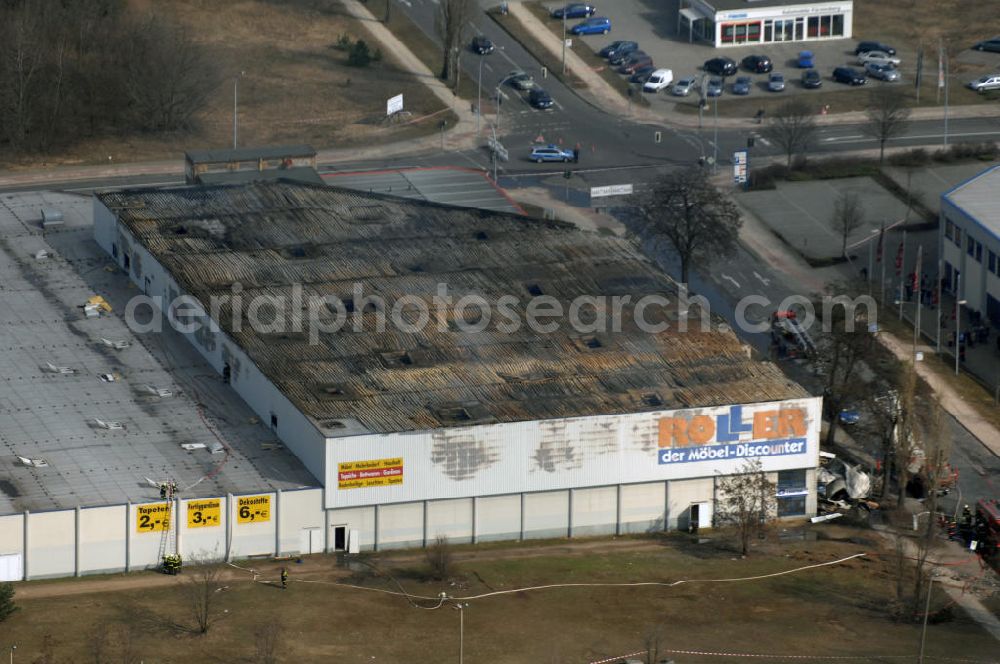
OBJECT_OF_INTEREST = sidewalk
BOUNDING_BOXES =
[506,0,1000,130]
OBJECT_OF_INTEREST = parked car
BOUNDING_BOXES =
[629,65,657,84]
[741,54,772,73]
[767,72,786,92]
[642,68,674,92]
[797,50,814,68]
[706,78,723,97]
[609,47,644,66]
[855,41,896,56]
[471,35,495,55]
[801,69,822,89]
[704,57,737,76]
[866,62,900,82]
[833,66,867,85]
[671,76,696,96]
[973,38,1000,53]
[968,74,1000,92]
[529,144,574,163]
[838,409,860,425]
[600,40,637,58]
[569,16,611,35]
[857,50,901,67]
[550,3,596,19]
[731,76,752,95]
[620,52,653,74]
[528,88,555,109]
[506,70,535,90]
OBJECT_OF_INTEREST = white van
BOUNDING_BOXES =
[643,68,674,93]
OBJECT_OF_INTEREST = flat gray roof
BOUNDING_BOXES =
[943,165,1000,240]
[0,192,317,514]
[96,181,807,438]
[198,167,325,186]
[185,145,315,165]
[323,167,524,215]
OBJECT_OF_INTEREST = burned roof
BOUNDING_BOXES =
[95,181,807,437]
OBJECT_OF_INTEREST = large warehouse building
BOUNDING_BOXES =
[0,181,819,579]
[93,181,818,547]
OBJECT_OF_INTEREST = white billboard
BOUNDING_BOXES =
[386,93,403,116]
[590,184,633,198]
[325,397,821,508]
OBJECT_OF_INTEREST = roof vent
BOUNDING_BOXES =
[526,283,544,296]
[475,231,489,241]
[641,393,664,408]
[583,336,602,349]
[379,350,414,367]
[315,383,359,401]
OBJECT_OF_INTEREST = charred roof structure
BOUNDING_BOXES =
[94,181,805,438]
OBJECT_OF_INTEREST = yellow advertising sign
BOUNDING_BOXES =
[136,503,171,533]
[187,499,221,528]
[237,495,271,523]
[338,457,404,490]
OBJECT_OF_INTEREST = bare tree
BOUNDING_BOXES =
[184,561,226,635]
[761,99,818,166]
[425,534,455,581]
[436,0,473,87]
[254,619,283,664]
[864,87,912,164]
[715,458,776,557]
[832,191,865,259]
[628,168,742,284]
[910,402,950,615]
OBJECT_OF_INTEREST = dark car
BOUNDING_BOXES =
[629,65,657,84]
[471,35,494,55]
[741,54,772,73]
[732,76,752,95]
[528,88,555,109]
[609,47,644,66]
[801,69,822,88]
[855,40,896,56]
[705,78,723,97]
[599,40,637,58]
[973,38,1000,53]
[704,57,737,76]
[620,52,653,74]
[833,66,867,85]
[550,3,596,19]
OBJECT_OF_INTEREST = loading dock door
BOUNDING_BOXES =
[0,553,23,582]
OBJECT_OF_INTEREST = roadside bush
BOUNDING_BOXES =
[0,582,16,622]
[424,535,455,581]
[347,39,382,67]
[933,141,998,163]
[888,148,931,168]
[333,32,352,51]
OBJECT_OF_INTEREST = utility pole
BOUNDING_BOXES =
[713,88,719,174]
[562,11,567,75]
[955,272,963,375]
[943,48,951,147]
[898,230,906,321]
[918,573,935,664]
[477,56,484,135]
[913,244,923,353]
[936,258,943,355]
[232,71,245,150]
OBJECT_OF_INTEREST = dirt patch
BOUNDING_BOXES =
[1,0,450,170]
[5,529,998,663]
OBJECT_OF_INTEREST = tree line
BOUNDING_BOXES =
[0,0,219,154]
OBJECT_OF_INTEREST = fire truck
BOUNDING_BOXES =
[975,498,1000,570]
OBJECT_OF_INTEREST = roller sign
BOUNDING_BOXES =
[657,404,809,464]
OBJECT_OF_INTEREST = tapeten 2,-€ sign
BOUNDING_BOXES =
[657,405,808,464]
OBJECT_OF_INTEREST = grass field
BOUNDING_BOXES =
[1,0,452,170]
[2,528,997,663]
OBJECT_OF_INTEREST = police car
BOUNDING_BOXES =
[529,145,574,163]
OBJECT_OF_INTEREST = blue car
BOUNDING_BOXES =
[838,408,860,425]
[550,3,596,19]
[732,76,752,95]
[706,78,723,97]
[529,144,574,163]
[570,16,611,35]
[797,50,814,68]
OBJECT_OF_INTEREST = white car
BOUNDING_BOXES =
[968,74,1000,92]
[642,68,674,93]
[671,76,696,96]
[857,50,901,67]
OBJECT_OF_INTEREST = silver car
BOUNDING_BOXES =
[671,76,696,96]
[857,50,901,67]
[865,63,900,82]
[767,72,785,92]
[968,74,1000,92]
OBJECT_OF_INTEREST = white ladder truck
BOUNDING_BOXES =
[770,310,817,359]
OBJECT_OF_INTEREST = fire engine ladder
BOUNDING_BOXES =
[783,316,817,356]
[157,499,175,563]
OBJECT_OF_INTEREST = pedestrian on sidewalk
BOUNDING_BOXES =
[754,108,765,124]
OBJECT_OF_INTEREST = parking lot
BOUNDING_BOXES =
[537,0,1000,113]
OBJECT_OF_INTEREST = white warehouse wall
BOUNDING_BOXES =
[79,505,127,574]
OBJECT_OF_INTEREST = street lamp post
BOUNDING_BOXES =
[233,71,245,150]
[955,272,965,376]
[9,644,15,664]
[494,72,519,134]
[562,11,567,75]
[918,571,936,664]
[477,55,484,135]
[453,602,468,664]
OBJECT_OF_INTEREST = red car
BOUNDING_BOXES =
[619,52,653,74]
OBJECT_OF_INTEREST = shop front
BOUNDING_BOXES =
[679,0,853,48]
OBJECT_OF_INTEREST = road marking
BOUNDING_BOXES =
[756,137,771,146]
[830,130,1000,144]
[721,273,741,289]
[753,271,771,286]
[821,134,864,142]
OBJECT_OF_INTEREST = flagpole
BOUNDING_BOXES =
[868,239,873,297]
[880,223,887,306]
[914,245,923,352]
[936,258,943,354]
[899,230,907,321]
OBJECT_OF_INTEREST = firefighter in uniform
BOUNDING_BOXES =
[280,567,289,589]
